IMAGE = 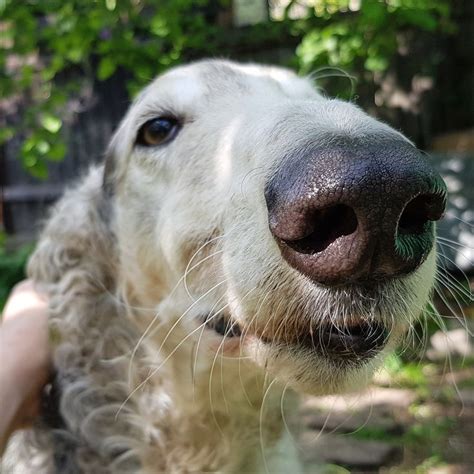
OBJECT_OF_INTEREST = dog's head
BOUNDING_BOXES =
[104,60,446,395]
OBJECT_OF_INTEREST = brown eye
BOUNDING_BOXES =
[136,117,180,147]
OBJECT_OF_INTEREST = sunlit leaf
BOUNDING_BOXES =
[365,55,389,72]
[98,56,117,80]
[105,0,116,11]
[41,114,62,133]
[151,15,169,37]
[0,0,9,15]
[66,47,83,63]
[22,137,36,153]
[35,139,50,155]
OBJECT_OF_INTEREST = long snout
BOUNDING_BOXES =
[265,136,447,286]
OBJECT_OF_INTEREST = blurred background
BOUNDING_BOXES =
[0,1,473,472]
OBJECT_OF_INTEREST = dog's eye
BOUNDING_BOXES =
[136,117,180,147]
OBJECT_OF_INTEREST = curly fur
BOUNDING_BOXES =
[2,60,440,473]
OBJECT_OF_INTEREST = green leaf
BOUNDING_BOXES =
[22,136,36,153]
[35,139,50,155]
[0,0,10,15]
[66,47,84,63]
[22,151,48,178]
[0,127,14,144]
[22,151,37,168]
[41,113,62,133]
[29,159,48,179]
[47,142,66,161]
[151,15,169,37]
[98,57,117,80]
[365,55,389,72]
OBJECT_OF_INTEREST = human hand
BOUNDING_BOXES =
[0,280,51,454]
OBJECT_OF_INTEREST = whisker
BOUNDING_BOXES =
[438,236,474,250]
[117,280,229,418]
[279,383,297,447]
[183,248,225,300]
[128,243,225,378]
[435,271,473,305]
[444,211,474,228]
[259,377,279,474]
[308,66,357,99]
[153,280,228,355]
[207,286,257,422]
[192,290,232,384]
[437,240,474,267]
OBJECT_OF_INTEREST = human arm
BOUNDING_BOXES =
[0,280,51,455]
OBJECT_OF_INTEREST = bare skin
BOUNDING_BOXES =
[0,280,51,455]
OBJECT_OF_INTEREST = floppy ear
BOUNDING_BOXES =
[101,115,131,202]
[102,139,118,201]
[24,163,147,471]
[27,165,117,289]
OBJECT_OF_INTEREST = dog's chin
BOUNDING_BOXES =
[203,312,395,396]
[258,320,397,393]
[256,319,389,362]
[253,342,386,395]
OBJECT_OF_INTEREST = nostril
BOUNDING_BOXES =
[398,194,445,235]
[285,204,358,254]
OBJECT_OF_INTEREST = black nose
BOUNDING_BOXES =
[265,137,447,286]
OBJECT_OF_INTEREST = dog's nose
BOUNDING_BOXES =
[265,137,447,286]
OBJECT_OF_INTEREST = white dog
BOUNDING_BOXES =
[4,60,446,473]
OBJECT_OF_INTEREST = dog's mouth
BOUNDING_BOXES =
[204,313,388,362]
[203,313,242,338]
[294,321,388,362]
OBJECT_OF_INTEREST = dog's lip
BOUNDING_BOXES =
[302,321,388,360]
[257,320,388,362]
[203,313,242,338]
[203,312,388,361]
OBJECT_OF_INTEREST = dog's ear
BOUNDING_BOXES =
[99,139,119,227]
[102,119,130,201]
[28,167,117,287]
[25,157,137,472]
[102,140,117,200]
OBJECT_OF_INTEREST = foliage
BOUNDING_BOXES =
[294,0,453,76]
[0,0,453,177]
[385,355,430,388]
[0,232,32,310]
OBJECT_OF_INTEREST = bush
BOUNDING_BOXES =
[0,233,32,310]
[0,0,453,177]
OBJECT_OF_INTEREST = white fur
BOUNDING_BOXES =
[2,60,437,473]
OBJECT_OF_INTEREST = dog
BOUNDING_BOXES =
[3,59,447,473]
